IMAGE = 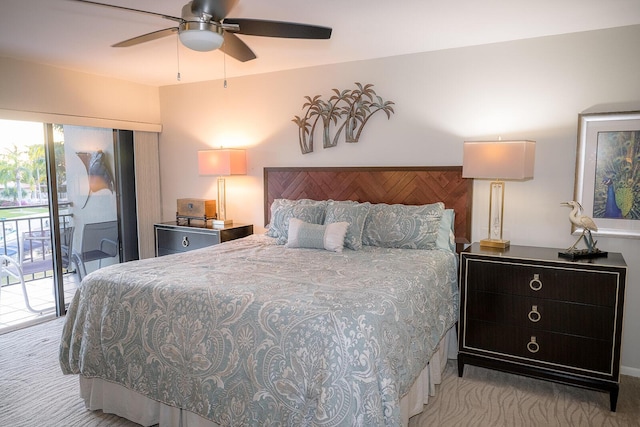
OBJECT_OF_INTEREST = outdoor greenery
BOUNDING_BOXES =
[0,207,49,220]
[0,124,65,207]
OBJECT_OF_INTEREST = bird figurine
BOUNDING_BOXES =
[562,201,598,253]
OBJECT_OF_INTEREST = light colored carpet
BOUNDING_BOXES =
[1,317,639,426]
[0,317,139,427]
[409,358,640,427]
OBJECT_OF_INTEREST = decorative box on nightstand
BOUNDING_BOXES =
[154,222,253,257]
[458,243,627,411]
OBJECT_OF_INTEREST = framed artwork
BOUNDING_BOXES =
[573,111,640,238]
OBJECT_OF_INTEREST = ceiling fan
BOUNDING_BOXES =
[72,0,332,62]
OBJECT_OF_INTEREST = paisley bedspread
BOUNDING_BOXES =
[60,234,459,426]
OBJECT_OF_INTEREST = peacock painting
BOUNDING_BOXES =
[593,130,640,219]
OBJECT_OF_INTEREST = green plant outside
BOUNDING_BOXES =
[0,207,49,220]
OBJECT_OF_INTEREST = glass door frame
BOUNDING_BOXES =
[44,123,66,316]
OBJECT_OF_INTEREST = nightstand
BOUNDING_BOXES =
[458,243,627,411]
[154,222,253,256]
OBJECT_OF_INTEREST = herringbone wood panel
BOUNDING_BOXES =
[264,167,472,244]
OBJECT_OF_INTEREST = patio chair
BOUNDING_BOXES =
[0,226,77,314]
[72,221,119,280]
[19,229,50,273]
[0,254,53,314]
[60,226,76,272]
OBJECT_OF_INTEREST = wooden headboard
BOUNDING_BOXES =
[264,166,472,247]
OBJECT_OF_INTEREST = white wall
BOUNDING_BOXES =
[159,25,640,374]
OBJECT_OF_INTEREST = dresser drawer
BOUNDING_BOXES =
[464,258,618,306]
[466,291,615,340]
[156,227,220,255]
[464,321,613,375]
[154,223,253,257]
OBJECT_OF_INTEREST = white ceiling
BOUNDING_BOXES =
[2,0,640,87]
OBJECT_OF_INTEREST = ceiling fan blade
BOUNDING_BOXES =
[191,0,238,21]
[72,0,182,23]
[224,18,332,39]
[112,27,178,48]
[220,32,257,62]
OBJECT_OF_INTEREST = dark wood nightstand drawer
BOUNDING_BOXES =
[156,228,220,255]
[464,259,618,306]
[467,291,615,340]
[465,321,613,375]
[154,223,253,256]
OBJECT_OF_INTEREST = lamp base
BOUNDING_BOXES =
[212,219,233,228]
[480,238,510,249]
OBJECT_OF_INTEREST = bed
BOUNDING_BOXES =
[60,166,472,426]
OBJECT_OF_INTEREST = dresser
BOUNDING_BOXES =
[154,222,253,256]
[458,243,627,411]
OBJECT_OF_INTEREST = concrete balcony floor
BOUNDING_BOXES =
[0,273,79,334]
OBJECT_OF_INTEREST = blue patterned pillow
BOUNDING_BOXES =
[324,201,371,250]
[285,218,349,252]
[266,199,327,244]
[362,202,445,249]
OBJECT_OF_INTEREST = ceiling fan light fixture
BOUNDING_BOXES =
[179,21,224,51]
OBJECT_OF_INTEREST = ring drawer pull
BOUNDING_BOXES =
[527,336,540,354]
[529,274,542,291]
[528,305,541,323]
[181,236,189,247]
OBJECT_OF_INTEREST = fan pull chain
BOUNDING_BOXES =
[223,50,227,88]
[176,35,181,82]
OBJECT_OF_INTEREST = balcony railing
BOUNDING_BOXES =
[0,203,73,286]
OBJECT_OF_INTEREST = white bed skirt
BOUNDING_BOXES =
[79,328,458,427]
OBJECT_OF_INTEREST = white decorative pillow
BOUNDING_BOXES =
[362,202,445,249]
[324,200,371,250]
[435,209,456,252]
[266,199,327,244]
[286,218,349,252]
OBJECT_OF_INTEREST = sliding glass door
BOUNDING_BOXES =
[0,120,131,329]
[61,126,122,281]
[0,120,68,322]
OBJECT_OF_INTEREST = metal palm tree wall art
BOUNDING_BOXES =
[293,83,395,154]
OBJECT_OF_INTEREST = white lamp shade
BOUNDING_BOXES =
[462,140,535,180]
[198,149,247,176]
[179,26,224,52]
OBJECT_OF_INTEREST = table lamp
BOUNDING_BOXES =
[198,148,247,227]
[462,140,535,248]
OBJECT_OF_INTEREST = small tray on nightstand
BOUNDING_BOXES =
[558,249,608,260]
